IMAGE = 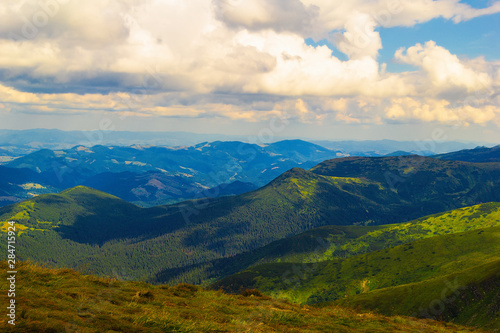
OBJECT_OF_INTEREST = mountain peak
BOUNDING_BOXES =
[59,185,119,198]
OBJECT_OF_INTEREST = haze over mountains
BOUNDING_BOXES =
[0,130,498,208]
[0,139,342,207]
[0,128,489,155]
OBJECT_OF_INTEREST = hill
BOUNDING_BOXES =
[213,226,500,329]
[0,166,58,206]
[0,261,483,333]
[155,202,500,285]
[434,145,500,163]
[337,258,500,330]
[1,155,500,284]
[311,139,481,156]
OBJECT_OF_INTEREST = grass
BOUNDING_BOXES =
[0,261,485,333]
[213,225,500,329]
[337,258,500,330]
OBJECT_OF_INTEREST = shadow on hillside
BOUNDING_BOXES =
[56,194,255,245]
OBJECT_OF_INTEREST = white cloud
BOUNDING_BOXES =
[395,41,492,93]
[0,0,498,130]
[301,0,500,32]
[333,12,382,59]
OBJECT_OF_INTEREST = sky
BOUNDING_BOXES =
[0,0,499,143]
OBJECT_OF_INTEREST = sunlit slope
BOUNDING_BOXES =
[156,203,500,284]
[0,186,175,244]
[0,261,483,333]
[337,258,500,330]
[213,225,500,330]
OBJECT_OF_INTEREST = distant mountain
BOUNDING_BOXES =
[81,171,208,207]
[433,145,500,163]
[311,139,484,156]
[0,129,488,157]
[0,148,14,156]
[82,172,258,207]
[0,128,256,152]
[2,140,339,206]
[384,150,413,156]
[1,156,500,285]
[0,166,59,205]
[203,181,258,198]
[6,140,336,188]
[4,139,495,208]
[266,139,341,162]
[0,148,17,164]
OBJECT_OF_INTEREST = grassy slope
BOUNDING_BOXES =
[1,156,500,284]
[337,259,500,331]
[212,226,500,329]
[155,202,500,285]
[0,261,484,333]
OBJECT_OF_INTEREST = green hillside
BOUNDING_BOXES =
[337,258,500,330]
[154,202,500,285]
[213,226,500,328]
[1,156,500,284]
[0,186,177,244]
[0,261,484,333]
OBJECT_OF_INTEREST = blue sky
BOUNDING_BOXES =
[380,15,500,71]
[306,10,500,72]
[0,0,499,144]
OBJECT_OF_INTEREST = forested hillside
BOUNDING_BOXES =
[214,225,500,329]
[1,156,500,285]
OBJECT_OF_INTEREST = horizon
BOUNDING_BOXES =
[0,127,497,148]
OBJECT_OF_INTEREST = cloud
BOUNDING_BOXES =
[333,12,382,59]
[0,0,134,45]
[385,97,499,125]
[0,0,498,130]
[302,0,500,32]
[213,0,319,34]
[395,41,492,93]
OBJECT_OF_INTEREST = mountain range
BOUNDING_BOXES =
[1,141,499,209]
[2,154,500,280]
[0,139,340,207]
[1,144,499,330]
[0,128,487,154]
[435,145,500,163]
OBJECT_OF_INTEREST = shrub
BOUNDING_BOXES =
[241,289,263,297]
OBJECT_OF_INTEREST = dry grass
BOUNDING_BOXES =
[0,261,486,333]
